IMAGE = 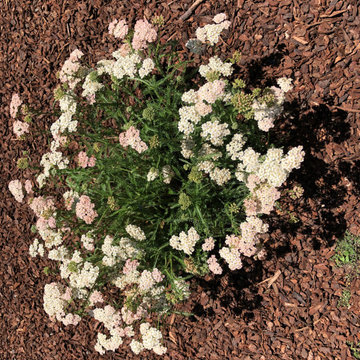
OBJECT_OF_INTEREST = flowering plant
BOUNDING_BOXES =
[9,13,304,356]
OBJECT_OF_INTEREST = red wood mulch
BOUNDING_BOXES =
[1,0,360,359]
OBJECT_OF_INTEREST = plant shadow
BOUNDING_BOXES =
[188,47,353,318]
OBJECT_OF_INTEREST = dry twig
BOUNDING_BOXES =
[179,0,204,21]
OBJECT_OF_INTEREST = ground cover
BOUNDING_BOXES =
[1,0,360,359]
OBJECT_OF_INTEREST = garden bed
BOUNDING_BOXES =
[1,0,360,359]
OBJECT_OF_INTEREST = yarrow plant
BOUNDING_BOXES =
[9,13,304,356]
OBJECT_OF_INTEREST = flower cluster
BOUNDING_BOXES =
[125,224,146,241]
[108,19,128,39]
[75,195,98,224]
[10,93,22,118]
[132,18,157,50]
[119,126,148,153]
[13,120,29,138]
[252,77,294,131]
[77,151,96,168]
[29,238,45,257]
[8,180,24,203]
[195,13,231,46]
[199,56,233,80]
[169,227,200,255]
[43,282,81,326]
[130,323,166,355]
[59,49,84,89]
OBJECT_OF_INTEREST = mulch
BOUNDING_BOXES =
[1,0,360,359]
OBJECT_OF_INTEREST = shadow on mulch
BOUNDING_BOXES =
[184,51,352,324]
[184,70,353,331]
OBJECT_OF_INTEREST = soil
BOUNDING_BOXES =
[1,0,360,359]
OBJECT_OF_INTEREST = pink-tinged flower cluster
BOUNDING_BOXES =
[29,196,55,217]
[28,196,57,231]
[24,180,33,194]
[13,120,30,138]
[207,255,222,274]
[62,287,72,301]
[119,126,148,153]
[197,80,226,104]
[8,180,24,203]
[59,49,84,89]
[75,195,98,224]
[254,184,281,215]
[77,151,96,168]
[53,132,68,146]
[246,174,261,192]
[10,93,23,118]
[243,198,259,217]
[62,313,82,326]
[36,216,56,232]
[108,19,129,39]
[132,19,157,50]
[89,291,104,306]
[121,305,147,325]
[122,259,139,275]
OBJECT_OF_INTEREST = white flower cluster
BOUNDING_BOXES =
[236,146,304,188]
[58,249,82,280]
[93,305,122,333]
[129,323,166,355]
[178,106,201,135]
[81,231,95,251]
[125,224,146,241]
[180,138,195,159]
[29,238,45,257]
[82,71,104,99]
[147,167,159,181]
[110,52,141,79]
[69,261,99,289]
[48,245,69,261]
[226,133,247,160]
[169,227,200,255]
[37,93,78,188]
[38,228,63,249]
[179,80,227,136]
[97,59,114,76]
[43,282,67,320]
[252,99,282,132]
[209,167,231,186]
[112,268,140,290]
[199,56,233,79]
[43,282,81,326]
[102,235,140,266]
[162,165,174,184]
[219,246,242,270]
[195,13,231,46]
[40,151,69,176]
[50,94,78,139]
[8,180,24,203]
[138,268,164,292]
[93,305,135,355]
[95,330,123,355]
[201,119,230,146]
[139,58,155,78]
[277,77,293,93]
[252,77,293,132]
